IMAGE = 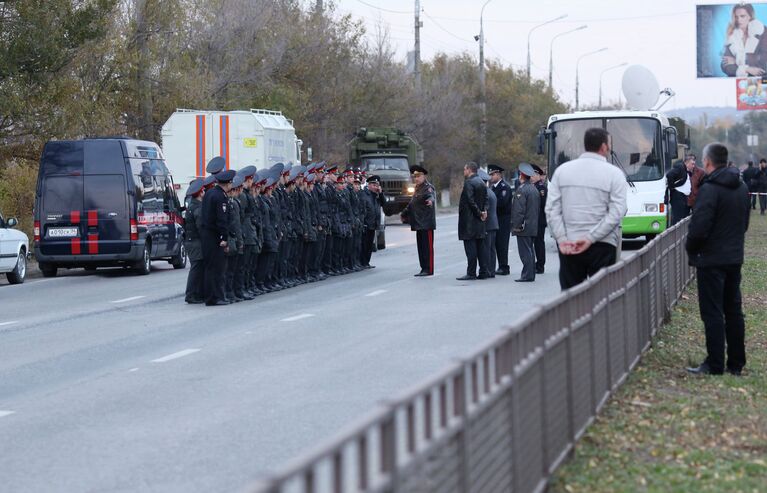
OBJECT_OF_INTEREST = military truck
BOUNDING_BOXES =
[348,127,423,216]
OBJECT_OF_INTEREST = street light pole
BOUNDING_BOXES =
[575,47,608,111]
[548,25,587,89]
[479,0,493,168]
[598,62,628,109]
[527,14,567,80]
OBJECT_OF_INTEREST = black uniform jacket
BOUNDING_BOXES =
[184,198,203,261]
[686,167,750,268]
[403,180,436,231]
[201,185,229,242]
[458,174,487,240]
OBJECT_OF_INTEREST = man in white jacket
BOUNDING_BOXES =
[545,127,628,290]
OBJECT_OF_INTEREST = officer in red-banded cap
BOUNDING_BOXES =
[402,165,436,276]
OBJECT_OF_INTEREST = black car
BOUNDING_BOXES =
[34,138,187,277]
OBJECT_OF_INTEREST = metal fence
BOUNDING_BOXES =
[252,218,693,493]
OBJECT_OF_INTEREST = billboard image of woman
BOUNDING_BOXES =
[697,3,767,78]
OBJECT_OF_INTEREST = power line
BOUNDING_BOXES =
[354,0,412,15]
[422,10,474,45]
[423,10,693,24]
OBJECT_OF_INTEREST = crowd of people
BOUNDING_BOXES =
[742,159,767,215]
[184,158,384,306]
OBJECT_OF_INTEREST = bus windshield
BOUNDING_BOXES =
[549,117,663,182]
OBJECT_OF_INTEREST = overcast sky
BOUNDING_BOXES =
[332,0,743,110]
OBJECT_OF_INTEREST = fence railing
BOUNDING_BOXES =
[251,218,693,493]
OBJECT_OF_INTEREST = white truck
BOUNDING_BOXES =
[160,109,303,198]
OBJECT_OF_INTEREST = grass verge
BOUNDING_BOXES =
[550,215,767,493]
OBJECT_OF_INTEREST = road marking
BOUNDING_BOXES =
[365,289,388,297]
[387,243,399,247]
[447,230,457,235]
[0,410,15,418]
[281,313,315,322]
[0,321,18,327]
[111,295,146,304]
[151,348,200,363]
[128,368,140,372]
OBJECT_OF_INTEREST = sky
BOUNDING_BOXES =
[331,0,749,110]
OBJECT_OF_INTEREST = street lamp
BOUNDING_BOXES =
[575,47,608,111]
[599,62,628,109]
[527,14,567,80]
[478,0,493,168]
[549,25,587,88]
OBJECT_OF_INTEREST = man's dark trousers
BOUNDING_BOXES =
[558,242,617,290]
[463,238,485,277]
[201,230,226,304]
[361,229,375,266]
[185,258,204,301]
[482,231,497,276]
[416,229,434,274]
[516,236,536,281]
[496,215,511,273]
[697,265,746,373]
[534,225,546,272]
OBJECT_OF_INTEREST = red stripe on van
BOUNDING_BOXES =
[70,210,80,224]
[87,234,99,254]
[87,210,98,227]
[71,238,81,255]
[220,116,230,170]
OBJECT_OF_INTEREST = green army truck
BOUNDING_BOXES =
[348,127,423,217]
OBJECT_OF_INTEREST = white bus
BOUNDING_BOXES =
[537,110,681,240]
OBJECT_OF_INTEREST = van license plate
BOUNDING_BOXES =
[48,227,79,238]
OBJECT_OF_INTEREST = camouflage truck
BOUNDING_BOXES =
[348,127,423,216]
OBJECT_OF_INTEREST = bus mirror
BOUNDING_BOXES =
[666,127,679,160]
[536,128,546,155]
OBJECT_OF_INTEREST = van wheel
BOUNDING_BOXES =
[170,243,187,269]
[134,243,151,275]
[7,251,26,284]
[39,262,57,278]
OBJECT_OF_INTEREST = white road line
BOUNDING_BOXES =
[151,348,200,363]
[365,289,388,297]
[281,313,315,322]
[0,321,18,327]
[128,368,140,372]
[447,230,457,235]
[387,243,400,247]
[111,295,146,304]
[0,410,15,418]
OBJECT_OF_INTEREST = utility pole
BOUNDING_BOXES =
[135,0,153,141]
[414,0,422,92]
[479,0,492,168]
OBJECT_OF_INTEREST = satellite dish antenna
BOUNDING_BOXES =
[622,65,660,110]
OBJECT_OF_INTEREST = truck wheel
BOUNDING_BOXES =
[376,230,386,250]
[134,243,151,275]
[7,251,26,284]
[39,262,57,278]
[170,243,187,269]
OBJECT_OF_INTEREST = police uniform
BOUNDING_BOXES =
[224,174,245,301]
[184,178,205,304]
[532,164,548,274]
[360,175,383,268]
[511,163,540,282]
[489,164,513,275]
[201,169,235,305]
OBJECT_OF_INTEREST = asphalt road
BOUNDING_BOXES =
[0,213,630,492]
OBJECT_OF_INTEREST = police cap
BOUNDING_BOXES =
[282,163,292,176]
[531,164,545,176]
[288,166,302,182]
[305,173,316,183]
[232,174,245,188]
[270,162,285,176]
[239,165,257,178]
[409,165,428,175]
[203,175,217,188]
[206,156,226,175]
[487,164,505,174]
[255,170,268,185]
[216,169,237,183]
[186,178,204,197]
[367,175,381,184]
[518,162,536,178]
[336,175,346,183]
[326,164,338,174]
[478,169,490,182]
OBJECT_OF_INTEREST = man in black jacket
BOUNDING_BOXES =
[457,162,488,281]
[360,175,384,269]
[488,164,513,275]
[686,143,750,376]
[402,165,437,276]
[184,178,205,304]
[756,160,767,215]
[742,160,759,210]
[201,169,235,306]
[666,159,690,225]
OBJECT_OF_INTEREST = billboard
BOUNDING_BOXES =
[697,3,767,78]
[736,77,767,110]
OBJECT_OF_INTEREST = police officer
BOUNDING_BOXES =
[478,169,499,278]
[201,168,235,306]
[237,166,259,297]
[531,164,548,274]
[488,164,513,276]
[512,163,540,282]
[323,165,341,275]
[184,178,205,304]
[335,174,353,273]
[225,173,245,302]
[360,174,384,268]
[402,165,437,276]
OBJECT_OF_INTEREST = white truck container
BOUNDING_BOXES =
[160,108,303,198]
